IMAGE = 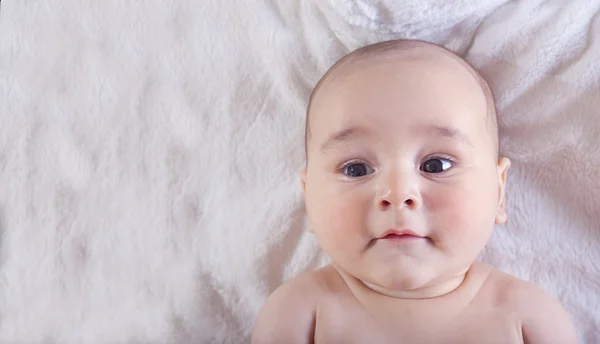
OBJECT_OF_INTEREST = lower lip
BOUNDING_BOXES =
[381,234,424,241]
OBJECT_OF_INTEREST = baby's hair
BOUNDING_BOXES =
[304,39,498,161]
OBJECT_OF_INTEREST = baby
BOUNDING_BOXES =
[251,39,578,343]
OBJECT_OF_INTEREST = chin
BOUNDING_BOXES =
[386,277,431,291]
[371,266,435,291]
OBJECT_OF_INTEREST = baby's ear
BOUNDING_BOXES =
[299,169,307,194]
[495,157,511,224]
[299,170,314,233]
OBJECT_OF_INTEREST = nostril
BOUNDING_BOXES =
[405,199,414,206]
[381,200,391,208]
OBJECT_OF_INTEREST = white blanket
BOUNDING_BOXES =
[1,0,599,342]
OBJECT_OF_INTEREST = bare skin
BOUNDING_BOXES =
[253,263,576,343]
[252,40,578,343]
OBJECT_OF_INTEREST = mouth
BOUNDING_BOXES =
[379,229,426,241]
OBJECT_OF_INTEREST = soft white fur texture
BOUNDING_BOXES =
[1,0,599,343]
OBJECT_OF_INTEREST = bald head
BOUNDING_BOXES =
[305,39,498,161]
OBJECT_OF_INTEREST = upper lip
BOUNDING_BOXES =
[379,229,424,239]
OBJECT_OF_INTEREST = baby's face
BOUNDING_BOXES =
[301,54,510,296]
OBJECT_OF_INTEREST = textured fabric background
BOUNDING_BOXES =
[1,0,599,342]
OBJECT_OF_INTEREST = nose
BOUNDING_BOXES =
[379,197,417,211]
[377,170,421,211]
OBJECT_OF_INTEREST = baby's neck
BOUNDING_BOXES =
[333,263,477,300]
[360,273,467,299]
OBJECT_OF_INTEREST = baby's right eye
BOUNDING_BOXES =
[342,163,374,178]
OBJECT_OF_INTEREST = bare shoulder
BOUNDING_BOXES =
[483,267,579,344]
[251,265,339,344]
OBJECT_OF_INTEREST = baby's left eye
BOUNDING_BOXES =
[420,158,453,173]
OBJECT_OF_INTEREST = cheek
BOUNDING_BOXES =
[426,179,497,243]
[429,191,472,233]
[305,182,372,244]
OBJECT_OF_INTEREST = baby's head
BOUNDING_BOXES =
[300,40,511,298]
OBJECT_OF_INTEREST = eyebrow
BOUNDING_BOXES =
[320,126,370,152]
[426,124,473,147]
[319,124,473,152]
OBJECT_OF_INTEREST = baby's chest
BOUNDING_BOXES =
[314,301,524,344]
